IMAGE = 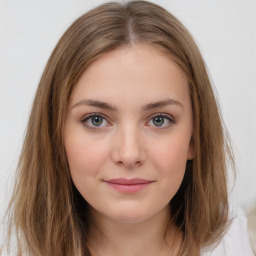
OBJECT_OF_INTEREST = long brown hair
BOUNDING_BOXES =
[4,1,234,255]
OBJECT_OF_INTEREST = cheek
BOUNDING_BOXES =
[154,139,189,168]
[64,131,110,177]
[150,135,190,185]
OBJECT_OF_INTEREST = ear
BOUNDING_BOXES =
[187,137,196,160]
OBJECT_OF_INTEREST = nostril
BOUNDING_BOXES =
[117,161,123,166]
[115,159,143,169]
[135,160,143,167]
[110,132,145,169]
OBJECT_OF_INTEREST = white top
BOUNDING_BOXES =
[201,211,254,256]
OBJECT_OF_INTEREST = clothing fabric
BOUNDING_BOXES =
[201,211,254,256]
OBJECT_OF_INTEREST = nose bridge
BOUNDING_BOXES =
[121,124,140,153]
[112,122,145,168]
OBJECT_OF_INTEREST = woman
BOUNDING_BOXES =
[3,1,253,255]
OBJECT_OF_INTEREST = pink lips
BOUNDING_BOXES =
[104,178,153,193]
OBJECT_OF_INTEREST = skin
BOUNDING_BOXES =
[64,43,194,255]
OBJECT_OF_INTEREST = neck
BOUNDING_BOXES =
[87,206,182,256]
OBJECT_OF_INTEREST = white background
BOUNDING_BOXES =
[0,0,256,235]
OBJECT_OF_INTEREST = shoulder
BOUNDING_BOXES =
[200,209,254,256]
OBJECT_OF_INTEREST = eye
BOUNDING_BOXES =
[147,114,174,128]
[81,114,109,129]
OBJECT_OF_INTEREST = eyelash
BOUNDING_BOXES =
[80,113,175,130]
[147,113,175,128]
[81,113,109,130]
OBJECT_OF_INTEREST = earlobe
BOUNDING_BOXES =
[187,139,196,160]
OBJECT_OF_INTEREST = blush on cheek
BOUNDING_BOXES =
[66,137,110,177]
[154,141,189,171]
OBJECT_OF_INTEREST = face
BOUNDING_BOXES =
[64,44,194,224]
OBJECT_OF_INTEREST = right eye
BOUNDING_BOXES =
[81,114,109,129]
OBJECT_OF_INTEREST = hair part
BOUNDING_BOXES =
[4,1,234,255]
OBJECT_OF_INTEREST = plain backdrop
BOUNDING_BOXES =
[0,0,256,236]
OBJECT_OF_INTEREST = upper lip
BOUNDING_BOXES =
[104,178,153,185]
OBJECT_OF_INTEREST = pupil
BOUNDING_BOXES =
[92,116,103,126]
[153,117,164,126]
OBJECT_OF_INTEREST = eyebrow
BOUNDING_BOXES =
[71,98,183,111]
[72,99,117,111]
[141,98,184,111]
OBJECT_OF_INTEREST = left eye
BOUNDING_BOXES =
[81,114,109,128]
[148,115,174,127]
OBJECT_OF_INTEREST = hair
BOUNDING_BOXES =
[3,1,235,255]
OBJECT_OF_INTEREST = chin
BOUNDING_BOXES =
[111,213,149,224]
[107,205,158,224]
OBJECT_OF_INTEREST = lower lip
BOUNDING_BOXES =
[105,182,152,193]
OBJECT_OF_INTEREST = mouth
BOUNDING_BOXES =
[103,178,153,193]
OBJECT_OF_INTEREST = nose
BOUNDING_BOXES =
[111,125,145,169]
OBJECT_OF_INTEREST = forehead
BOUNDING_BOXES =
[70,43,190,109]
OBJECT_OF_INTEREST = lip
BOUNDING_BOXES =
[104,178,153,193]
